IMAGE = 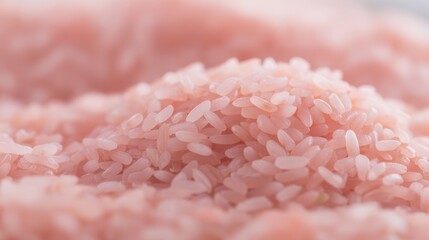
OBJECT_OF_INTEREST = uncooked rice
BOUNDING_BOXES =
[1,0,429,239]
[1,56,429,238]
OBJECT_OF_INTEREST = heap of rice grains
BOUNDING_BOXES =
[2,57,429,239]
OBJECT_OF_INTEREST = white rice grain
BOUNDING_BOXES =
[275,156,311,170]
[215,77,239,96]
[345,130,360,157]
[257,115,277,135]
[318,167,344,189]
[277,129,296,151]
[96,138,118,151]
[223,177,248,195]
[275,185,302,202]
[204,111,227,131]
[186,101,211,122]
[209,134,240,145]
[33,143,61,156]
[128,167,154,184]
[187,143,212,156]
[121,113,143,129]
[250,96,278,113]
[382,174,404,186]
[251,160,278,175]
[97,181,125,193]
[313,99,333,114]
[0,142,32,155]
[297,107,313,127]
[155,105,174,123]
[111,151,133,165]
[175,131,207,143]
[236,196,273,212]
[266,140,287,157]
[355,155,370,181]
[376,140,401,151]
[328,93,345,114]
[142,113,158,131]
[101,162,123,179]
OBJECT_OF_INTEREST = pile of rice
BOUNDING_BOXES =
[1,0,429,239]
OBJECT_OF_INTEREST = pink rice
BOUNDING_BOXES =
[0,57,428,239]
[0,0,429,239]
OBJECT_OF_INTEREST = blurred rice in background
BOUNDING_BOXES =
[0,0,428,107]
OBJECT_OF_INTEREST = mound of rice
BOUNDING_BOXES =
[1,0,429,239]
[1,57,429,239]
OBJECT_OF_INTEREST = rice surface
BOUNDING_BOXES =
[0,0,428,107]
[1,57,429,239]
[1,0,429,239]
